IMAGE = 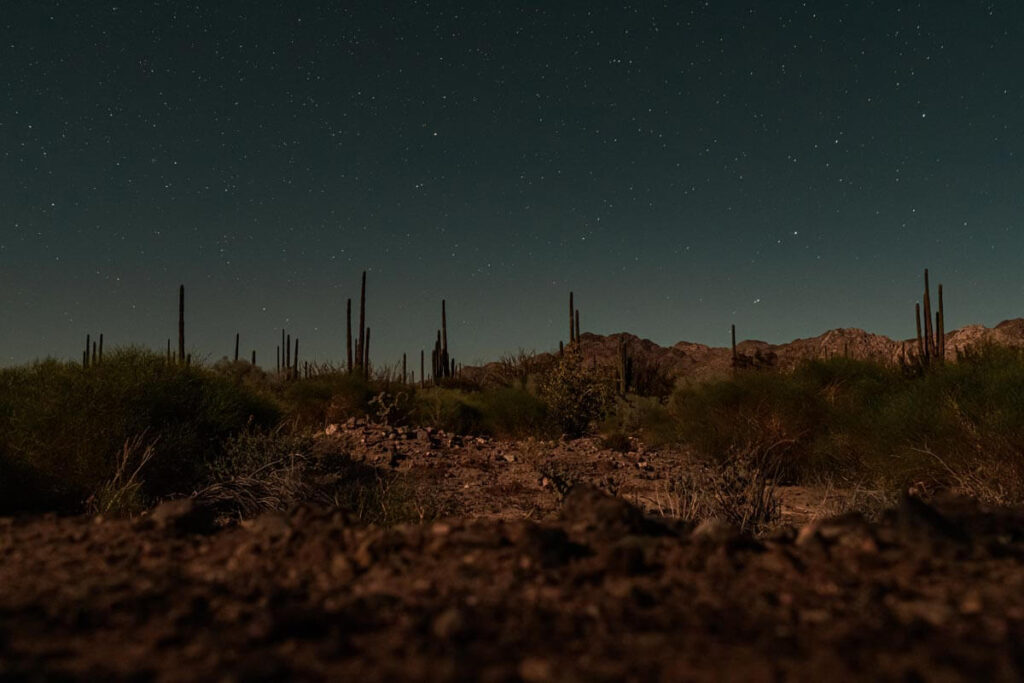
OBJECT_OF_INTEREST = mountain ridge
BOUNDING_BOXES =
[463,318,1024,386]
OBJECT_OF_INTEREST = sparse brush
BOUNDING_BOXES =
[810,479,899,522]
[658,346,1024,504]
[195,426,456,525]
[537,346,615,438]
[603,395,677,447]
[369,390,412,427]
[486,349,553,388]
[600,431,633,453]
[88,433,159,517]
[194,453,313,522]
[536,461,582,498]
[651,454,781,535]
[0,349,279,513]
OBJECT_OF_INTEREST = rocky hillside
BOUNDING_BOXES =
[465,319,1024,386]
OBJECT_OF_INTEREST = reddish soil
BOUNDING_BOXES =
[3,424,1024,681]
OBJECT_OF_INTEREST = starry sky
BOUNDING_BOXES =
[3,2,1024,368]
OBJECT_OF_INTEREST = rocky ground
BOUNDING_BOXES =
[3,423,1024,681]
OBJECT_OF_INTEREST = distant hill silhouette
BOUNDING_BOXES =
[463,318,1024,386]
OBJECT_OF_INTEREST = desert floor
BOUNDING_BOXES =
[2,422,1023,681]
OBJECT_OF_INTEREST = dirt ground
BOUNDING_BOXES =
[325,420,836,527]
[3,422,1024,681]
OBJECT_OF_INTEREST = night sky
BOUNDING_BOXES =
[3,2,1023,368]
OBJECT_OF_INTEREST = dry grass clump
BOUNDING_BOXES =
[662,347,1024,503]
[87,433,159,517]
[194,428,455,525]
[809,480,900,522]
[538,347,615,438]
[649,449,781,535]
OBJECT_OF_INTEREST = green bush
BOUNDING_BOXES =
[665,347,1024,497]
[537,348,614,438]
[603,396,677,447]
[281,372,375,426]
[0,349,279,513]
[475,387,554,439]
[413,388,485,434]
[408,386,555,439]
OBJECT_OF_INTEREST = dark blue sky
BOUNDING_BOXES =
[3,2,1023,368]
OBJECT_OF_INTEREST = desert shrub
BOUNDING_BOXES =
[669,367,833,482]
[630,355,677,398]
[665,347,1024,498]
[332,466,456,526]
[0,349,279,513]
[195,428,455,524]
[413,388,486,434]
[367,389,413,426]
[407,386,555,438]
[194,428,317,520]
[485,349,556,389]
[87,433,159,517]
[537,348,615,438]
[600,431,633,453]
[282,372,375,426]
[654,455,781,534]
[475,387,554,439]
[603,396,678,447]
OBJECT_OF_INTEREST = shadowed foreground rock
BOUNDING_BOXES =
[2,491,1024,681]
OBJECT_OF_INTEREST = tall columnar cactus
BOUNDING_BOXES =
[84,334,91,369]
[921,303,929,358]
[346,297,353,374]
[432,330,442,382]
[912,268,947,369]
[178,285,185,363]
[98,334,103,365]
[938,283,945,359]
[234,333,240,362]
[286,333,292,371]
[357,271,367,372]
[421,349,425,388]
[293,338,299,380]
[403,353,407,384]
[363,327,371,377]
[432,300,451,379]
[441,300,450,378]
[616,337,634,395]
[922,269,934,363]
[569,291,576,345]
[251,350,256,367]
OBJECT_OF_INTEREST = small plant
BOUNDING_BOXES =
[486,349,553,389]
[657,454,781,534]
[537,347,614,438]
[414,388,485,434]
[88,433,159,517]
[537,460,582,498]
[600,432,632,453]
[369,390,410,427]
